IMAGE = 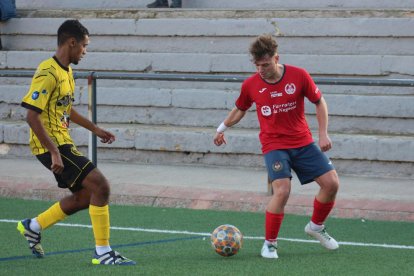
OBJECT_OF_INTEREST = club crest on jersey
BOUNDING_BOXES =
[285,83,296,95]
[272,161,283,172]
[261,106,272,116]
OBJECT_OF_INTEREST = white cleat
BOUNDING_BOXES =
[261,241,278,259]
[305,223,339,250]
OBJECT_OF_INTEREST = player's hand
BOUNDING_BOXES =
[214,132,227,146]
[319,134,332,152]
[95,128,116,144]
[50,151,64,175]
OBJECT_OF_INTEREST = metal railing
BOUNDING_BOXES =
[1,69,414,166]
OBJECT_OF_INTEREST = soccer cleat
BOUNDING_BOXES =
[92,250,136,265]
[169,0,182,8]
[146,0,168,8]
[261,241,278,259]
[305,223,339,250]
[17,219,44,258]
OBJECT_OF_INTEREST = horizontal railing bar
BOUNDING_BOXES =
[1,70,414,86]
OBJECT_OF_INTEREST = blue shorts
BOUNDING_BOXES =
[264,142,335,185]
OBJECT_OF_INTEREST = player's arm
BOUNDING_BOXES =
[214,107,246,146]
[26,109,64,174]
[70,108,115,144]
[315,96,332,152]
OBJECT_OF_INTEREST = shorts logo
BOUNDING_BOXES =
[261,106,272,116]
[285,83,296,95]
[272,161,283,172]
[70,146,83,157]
[31,91,40,100]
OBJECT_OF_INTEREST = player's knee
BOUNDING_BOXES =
[326,178,339,197]
[274,184,290,200]
[83,170,111,199]
[93,177,110,199]
[73,193,90,209]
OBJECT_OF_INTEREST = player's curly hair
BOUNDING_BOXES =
[57,19,89,46]
[249,34,278,61]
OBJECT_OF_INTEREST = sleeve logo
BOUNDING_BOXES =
[31,91,40,100]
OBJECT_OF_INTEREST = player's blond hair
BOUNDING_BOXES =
[249,34,278,61]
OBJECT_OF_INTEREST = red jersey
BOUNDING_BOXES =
[235,64,322,153]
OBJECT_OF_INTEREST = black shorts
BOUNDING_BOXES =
[36,144,96,193]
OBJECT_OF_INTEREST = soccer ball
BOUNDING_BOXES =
[211,224,243,257]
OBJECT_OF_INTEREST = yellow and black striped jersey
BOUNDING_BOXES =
[21,56,76,155]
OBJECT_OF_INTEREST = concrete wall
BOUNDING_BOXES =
[0,4,413,178]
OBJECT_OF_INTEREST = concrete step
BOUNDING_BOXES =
[2,16,414,56]
[2,121,413,178]
[2,83,413,136]
[4,35,414,57]
[16,0,414,10]
[2,50,414,77]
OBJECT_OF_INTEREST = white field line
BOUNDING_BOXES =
[2,219,413,250]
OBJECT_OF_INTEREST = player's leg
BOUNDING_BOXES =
[261,150,292,259]
[16,190,90,258]
[82,168,135,265]
[292,143,339,250]
[304,170,339,250]
[17,145,87,257]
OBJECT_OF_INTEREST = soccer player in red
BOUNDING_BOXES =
[214,34,340,259]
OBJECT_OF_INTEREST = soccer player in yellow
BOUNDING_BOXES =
[17,19,135,265]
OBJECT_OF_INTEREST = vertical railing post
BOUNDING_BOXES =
[87,72,97,166]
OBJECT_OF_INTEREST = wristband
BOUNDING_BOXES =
[216,122,228,133]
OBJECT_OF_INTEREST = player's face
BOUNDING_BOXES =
[254,54,279,81]
[70,35,89,65]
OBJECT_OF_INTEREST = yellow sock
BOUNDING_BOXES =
[89,205,110,246]
[36,202,67,230]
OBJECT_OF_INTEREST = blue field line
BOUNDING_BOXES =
[0,235,202,262]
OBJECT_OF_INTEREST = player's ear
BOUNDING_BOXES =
[68,37,77,48]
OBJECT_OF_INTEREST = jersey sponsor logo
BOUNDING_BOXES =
[285,83,296,95]
[259,88,267,93]
[270,91,282,98]
[57,94,74,107]
[31,91,40,100]
[60,111,70,128]
[261,105,272,116]
[272,101,297,114]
